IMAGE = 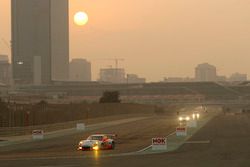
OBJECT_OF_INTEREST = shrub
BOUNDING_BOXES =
[99,91,121,103]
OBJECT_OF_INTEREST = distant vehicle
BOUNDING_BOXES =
[192,111,200,119]
[78,134,116,151]
[178,115,191,122]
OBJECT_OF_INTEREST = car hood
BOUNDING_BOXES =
[79,140,100,146]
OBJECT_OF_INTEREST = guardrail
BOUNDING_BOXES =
[0,119,85,137]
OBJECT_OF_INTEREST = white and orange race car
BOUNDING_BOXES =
[78,134,116,151]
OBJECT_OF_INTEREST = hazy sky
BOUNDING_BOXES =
[1,0,250,81]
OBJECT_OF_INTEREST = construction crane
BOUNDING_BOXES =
[102,58,124,69]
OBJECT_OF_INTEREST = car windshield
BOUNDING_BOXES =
[88,135,103,141]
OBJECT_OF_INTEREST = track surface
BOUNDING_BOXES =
[1,107,250,167]
[0,113,178,159]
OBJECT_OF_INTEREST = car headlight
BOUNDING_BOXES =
[93,145,99,151]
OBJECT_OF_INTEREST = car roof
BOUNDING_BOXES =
[90,134,106,136]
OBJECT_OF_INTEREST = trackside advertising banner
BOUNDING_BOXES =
[152,137,167,150]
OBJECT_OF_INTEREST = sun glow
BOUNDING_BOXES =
[74,11,88,26]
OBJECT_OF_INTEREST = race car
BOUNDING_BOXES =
[178,115,191,122]
[78,134,116,151]
[178,115,191,126]
[192,111,200,120]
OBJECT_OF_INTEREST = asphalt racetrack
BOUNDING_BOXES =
[1,107,250,167]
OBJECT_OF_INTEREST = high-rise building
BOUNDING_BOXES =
[0,55,11,85]
[99,68,126,83]
[69,59,91,81]
[11,0,69,85]
[195,63,217,82]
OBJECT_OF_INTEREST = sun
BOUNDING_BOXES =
[74,11,89,26]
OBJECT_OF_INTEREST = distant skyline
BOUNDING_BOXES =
[1,0,250,81]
